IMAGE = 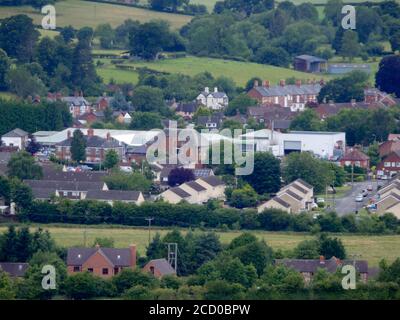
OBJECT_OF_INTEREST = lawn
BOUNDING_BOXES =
[96,55,336,86]
[1,224,399,267]
[0,0,192,29]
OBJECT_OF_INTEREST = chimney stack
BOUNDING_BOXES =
[204,87,209,94]
[295,79,301,87]
[254,80,259,87]
[279,79,285,87]
[87,128,94,137]
[106,132,111,141]
[67,130,71,139]
[351,99,356,106]
[263,80,270,88]
[214,87,218,93]
[129,244,137,268]
[319,256,325,264]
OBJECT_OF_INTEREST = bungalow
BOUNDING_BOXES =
[25,179,108,201]
[143,259,176,278]
[275,256,369,284]
[67,244,137,278]
[196,87,229,110]
[1,128,29,150]
[0,262,29,277]
[196,113,225,130]
[85,190,145,206]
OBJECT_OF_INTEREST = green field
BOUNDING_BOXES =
[0,0,192,29]
[96,55,336,86]
[1,224,399,267]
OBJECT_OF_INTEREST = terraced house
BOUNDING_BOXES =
[248,79,323,112]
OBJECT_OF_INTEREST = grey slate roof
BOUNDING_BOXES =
[169,187,192,198]
[146,258,176,276]
[199,175,224,187]
[2,128,28,138]
[295,178,313,190]
[176,101,199,114]
[86,190,141,201]
[41,166,108,182]
[67,247,133,266]
[283,189,303,201]
[31,187,55,199]
[253,84,322,97]
[295,55,327,63]
[272,196,291,208]
[56,135,121,148]
[62,96,90,106]
[0,262,29,277]
[185,181,207,192]
[24,180,105,192]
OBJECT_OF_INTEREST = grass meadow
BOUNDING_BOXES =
[1,224,399,266]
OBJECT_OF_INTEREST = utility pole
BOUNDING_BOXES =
[351,163,354,187]
[145,217,154,245]
[167,243,178,273]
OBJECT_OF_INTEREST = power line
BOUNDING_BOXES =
[145,217,154,245]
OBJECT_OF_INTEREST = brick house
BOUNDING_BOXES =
[379,140,400,158]
[339,147,370,169]
[248,79,323,112]
[55,129,125,164]
[143,258,176,278]
[377,150,400,178]
[67,245,136,278]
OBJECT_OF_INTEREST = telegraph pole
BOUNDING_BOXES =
[145,217,154,245]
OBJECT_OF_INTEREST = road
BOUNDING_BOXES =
[331,181,384,216]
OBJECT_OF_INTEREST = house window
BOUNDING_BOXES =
[384,162,391,167]
[87,268,93,273]
[392,162,396,167]
[396,162,400,167]
[73,266,80,272]
[102,268,109,275]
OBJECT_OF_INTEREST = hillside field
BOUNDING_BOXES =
[0,0,192,29]
[1,224,399,267]
[95,55,336,86]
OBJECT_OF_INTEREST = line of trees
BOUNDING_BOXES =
[2,227,400,300]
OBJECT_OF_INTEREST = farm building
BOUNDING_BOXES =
[293,55,327,73]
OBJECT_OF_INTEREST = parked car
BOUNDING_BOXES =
[355,194,363,202]
[367,185,373,191]
[316,198,325,204]
[361,189,368,197]
[381,175,388,180]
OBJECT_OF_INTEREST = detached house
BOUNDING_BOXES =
[55,129,125,164]
[61,94,91,117]
[340,147,370,169]
[67,245,137,278]
[1,128,29,150]
[248,79,323,112]
[196,87,229,110]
